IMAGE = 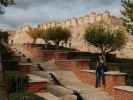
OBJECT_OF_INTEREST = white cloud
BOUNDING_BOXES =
[0,0,121,29]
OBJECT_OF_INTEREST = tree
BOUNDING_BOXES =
[0,0,15,14]
[121,0,133,34]
[38,28,48,43]
[0,31,9,43]
[26,27,42,44]
[5,72,29,93]
[44,26,71,49]
[84,23,127,61]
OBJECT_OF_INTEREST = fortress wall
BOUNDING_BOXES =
[11,12,122,51]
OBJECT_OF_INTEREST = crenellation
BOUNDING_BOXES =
[70,17,77,26]
[11,11,123,51]
[96,13,103,22]
[82,16,90,24]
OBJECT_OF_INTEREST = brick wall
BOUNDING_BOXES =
[55,60,90,70]
[42,51,69,61]
[20,46,129,97]
[55,60,91,86]
[27,82,47,93]
[18,63,32,74]
[114,86,133,100]
[23,46,44,60]
[22,46,69,61]
[80,70,127,94]
[54,52,68,60]
[55,60,127,95]
[42,51,55,61]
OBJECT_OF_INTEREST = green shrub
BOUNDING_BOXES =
[2,60,19,71]
[5,71,29,93]
[9,92,44,100]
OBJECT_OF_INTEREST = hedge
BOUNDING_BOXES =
[5,71,29,93]
[9,92,44,100]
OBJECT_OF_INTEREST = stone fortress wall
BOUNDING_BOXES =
[10,11,123,52]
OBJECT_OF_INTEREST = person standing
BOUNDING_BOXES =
[96,55,107,88]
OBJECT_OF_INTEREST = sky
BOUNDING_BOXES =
[0,0,122,30]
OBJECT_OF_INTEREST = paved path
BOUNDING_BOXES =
[12,45,114,100]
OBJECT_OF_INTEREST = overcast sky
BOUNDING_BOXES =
[0,0,122,30]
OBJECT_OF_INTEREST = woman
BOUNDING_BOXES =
[96,55,107,88]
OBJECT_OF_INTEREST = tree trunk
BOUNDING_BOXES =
[33,39,36,44]
[45,40,48,49]
[55,41,60,50]
[101,46,106,63]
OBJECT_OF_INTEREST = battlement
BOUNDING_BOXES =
[10,11,123,51]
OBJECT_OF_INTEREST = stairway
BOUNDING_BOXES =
[32,70,114,100]
[14,45,114,100]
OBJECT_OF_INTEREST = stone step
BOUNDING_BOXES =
[47,85,73,97]
[35,92,61,100]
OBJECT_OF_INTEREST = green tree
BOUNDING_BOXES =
[0,31,9,43]
[5,71,29,93]
[38,28,48,43]
[10,92,44,100]
[121,0,133,34]
[84,23,127,61]
[0,0,15,14]
[44,26,71,49]
[26,27,42,44]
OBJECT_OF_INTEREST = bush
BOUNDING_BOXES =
[5,71,29,93]
[2,60,19,71]
[9,92,44,100]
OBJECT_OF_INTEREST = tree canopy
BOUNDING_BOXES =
[0,31,9,43]
[84,23,127,60]
[0,0,15,14]
[26,27,43,43]
[44,26,71,48]
[121,0,133,34]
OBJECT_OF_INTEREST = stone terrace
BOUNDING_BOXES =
[10,44,133,100]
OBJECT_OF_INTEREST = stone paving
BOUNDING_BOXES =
[33,71,113,100]
[11,45,114,100]
[36,92,61,100]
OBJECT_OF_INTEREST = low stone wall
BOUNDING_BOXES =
[55,60,91,86]
[22,46,70,61]
[18,63,33,74]
[27,74,49,93]
[54,60,127,95]
[42,50,55,61]
[55,59,90,70]
[114,86,133,100]
[80,70,127,94]
[54,52,68,60]
[42,50,69,60]
[27,82,47,93]
[36,92,61,100]
[23,46,44,60]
